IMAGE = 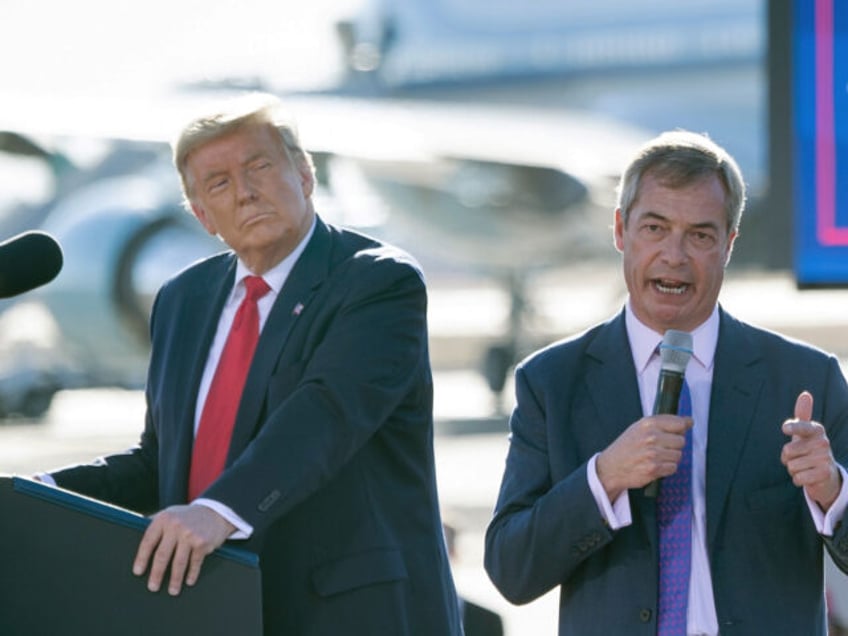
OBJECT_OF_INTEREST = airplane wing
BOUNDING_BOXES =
[1,86,651,268]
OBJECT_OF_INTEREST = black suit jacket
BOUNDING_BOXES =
[485,308,848,635]
[53,217,463,636]
[462,598,504,636]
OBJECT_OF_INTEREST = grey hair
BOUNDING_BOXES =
[615,130,746,233]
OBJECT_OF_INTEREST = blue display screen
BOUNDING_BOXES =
[794,0,848,285]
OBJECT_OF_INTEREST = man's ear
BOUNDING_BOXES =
[724,230,738,267]
[191,203,217,236]
[298,161,315,199]
[613,208,625,253]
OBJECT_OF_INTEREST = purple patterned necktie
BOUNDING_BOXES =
[657,380,692,636]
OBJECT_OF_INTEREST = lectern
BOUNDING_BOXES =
[0,476,262,635]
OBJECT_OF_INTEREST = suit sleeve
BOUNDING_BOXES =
[484,363,616,604]
[820,355,848,572]
[204,253,431,535]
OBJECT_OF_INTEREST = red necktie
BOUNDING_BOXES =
[188,275,270,500]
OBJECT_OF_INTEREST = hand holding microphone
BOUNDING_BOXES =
[594,329,694,502]
[644,329,694,497]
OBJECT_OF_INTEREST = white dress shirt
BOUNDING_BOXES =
[587,301,848,636]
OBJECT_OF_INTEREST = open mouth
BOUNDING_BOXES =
[653,279,689,295]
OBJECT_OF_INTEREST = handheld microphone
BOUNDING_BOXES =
[0,231,64,299]
[644,329,694,498]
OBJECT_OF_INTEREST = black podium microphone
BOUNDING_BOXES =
[644,329,694,498]
[0,231,63,299]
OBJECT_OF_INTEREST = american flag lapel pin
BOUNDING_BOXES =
[292,302,304,316]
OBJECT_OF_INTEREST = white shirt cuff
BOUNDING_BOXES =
[587,453,632,530]
[34,473,56,486]
[191,498,254,540]
[37,474,253,539]
[805,464,848,536]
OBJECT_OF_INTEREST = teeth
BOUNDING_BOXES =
[655,281,687,295]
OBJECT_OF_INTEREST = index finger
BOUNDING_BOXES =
[651,414,693,433]
[783,419,824,439]
[133,520,162,577]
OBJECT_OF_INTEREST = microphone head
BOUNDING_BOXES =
[0,231,64,299]
[659,329,694,374]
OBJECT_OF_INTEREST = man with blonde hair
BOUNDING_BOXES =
[46,93,463,635]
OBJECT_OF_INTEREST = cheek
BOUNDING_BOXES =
[620,253,642,289]
[698,259,728,293]
[622,243,650,272]
[192,205,218,235]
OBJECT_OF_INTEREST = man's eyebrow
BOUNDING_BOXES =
[689,219,721,232]
[200,153,269,183]
[201,169,228,185]
[244,151,271,165]
[637,211,670,223]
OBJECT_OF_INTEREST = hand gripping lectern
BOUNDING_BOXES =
[0,476,262,635]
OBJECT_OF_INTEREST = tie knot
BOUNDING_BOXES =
[243,276,270,302]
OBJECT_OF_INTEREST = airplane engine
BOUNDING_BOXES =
[42,173,220,383]
[0,153,220,417]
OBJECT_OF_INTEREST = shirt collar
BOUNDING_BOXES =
[624,301,720,374]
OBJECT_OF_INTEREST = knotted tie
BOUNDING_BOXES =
[188,275,270,500]
[657,380,692,636]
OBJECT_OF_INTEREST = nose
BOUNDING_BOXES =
[660,232,688,266]
[234,171,259,204]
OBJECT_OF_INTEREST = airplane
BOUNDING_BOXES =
[0,0,765,417]
[294,0,766,393]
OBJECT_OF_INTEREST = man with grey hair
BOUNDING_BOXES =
[485,130,848,634]
[45,92,463,635]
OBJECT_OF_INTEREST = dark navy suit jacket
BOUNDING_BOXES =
[485,308,848,635]
[53,217,463,636]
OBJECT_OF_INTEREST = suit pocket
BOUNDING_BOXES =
[745,480,798,513]
[745,480,805,545]
[311,548,408,597]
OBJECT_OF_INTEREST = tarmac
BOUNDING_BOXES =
[2,262,848,634]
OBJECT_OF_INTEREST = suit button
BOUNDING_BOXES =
[639,609,652,622]
[258,489,281,512]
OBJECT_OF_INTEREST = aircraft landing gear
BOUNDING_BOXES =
[480,271,530,415]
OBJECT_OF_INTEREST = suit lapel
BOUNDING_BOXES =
[160,254,236,503]
[226,218,333,462]
[584,312,644,440]
[705,309,765,548]
[584,312,660,548]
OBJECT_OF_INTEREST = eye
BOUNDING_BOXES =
[250,160,272,172]
[690,230,717,248]
[639,222,666,238]
[208,177,229,193]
